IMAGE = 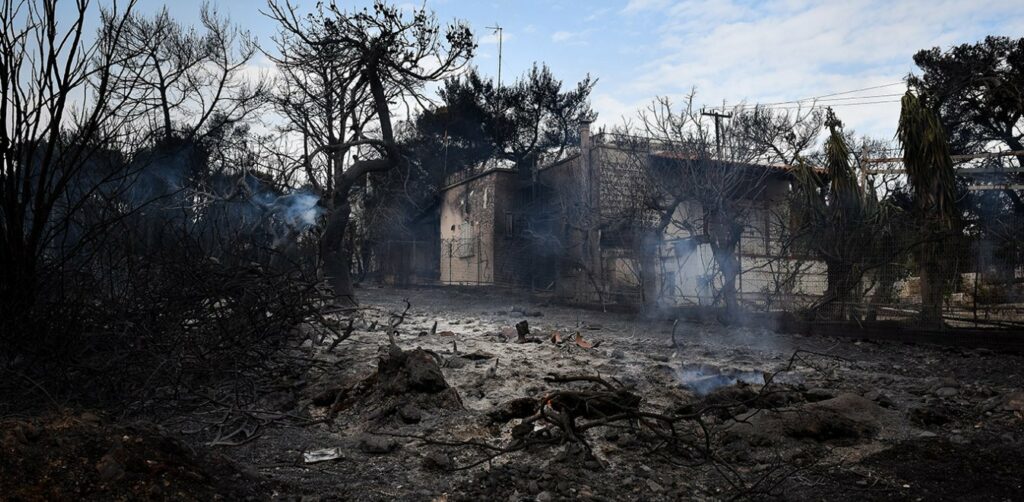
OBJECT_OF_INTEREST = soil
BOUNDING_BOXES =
[0,412,274,501]
[6,285,1024,500]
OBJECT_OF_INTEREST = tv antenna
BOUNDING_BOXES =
[486,24,503,88]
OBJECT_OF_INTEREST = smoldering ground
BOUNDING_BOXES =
[140,286,1021,501]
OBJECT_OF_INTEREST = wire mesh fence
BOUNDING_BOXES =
[655,224,1024,328]
[367,218,1024,329]
[359,239,441,286]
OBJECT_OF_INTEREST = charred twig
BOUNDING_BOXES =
[389,299,412,331]
[543,373,620,391]
[328,318,356,351]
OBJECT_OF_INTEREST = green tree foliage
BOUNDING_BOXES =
[405,65,596,175]
[908,36,1024,158]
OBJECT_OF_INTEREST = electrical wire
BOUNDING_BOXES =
[708,81,907,111]
[735,99,902,111]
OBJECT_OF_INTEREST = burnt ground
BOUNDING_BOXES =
[7,285,1024,501]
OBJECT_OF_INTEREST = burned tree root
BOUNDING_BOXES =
[317,343,462,423]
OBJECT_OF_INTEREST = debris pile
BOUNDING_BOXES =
[314,343,462,423]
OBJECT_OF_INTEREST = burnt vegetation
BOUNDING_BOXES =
[1,0,1024,500]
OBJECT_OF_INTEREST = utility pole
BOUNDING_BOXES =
[486,24,503,88]
[701,106,732,159]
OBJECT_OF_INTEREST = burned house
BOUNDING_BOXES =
[438,159,552,286]
[439,121,826,308]
[439,161,517,284]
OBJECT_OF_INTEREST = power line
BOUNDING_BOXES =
[710,81,907,110]
[733,98,901,110]
[793,81,906,101]
[746,92,904,107]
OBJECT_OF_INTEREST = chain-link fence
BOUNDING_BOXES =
[659,222,1024,328]
[360,239,440,286]
[366,216,1024,328]
[558,214,1023,328]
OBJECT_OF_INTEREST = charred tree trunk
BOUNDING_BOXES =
[638,230,661,309]
[915,221,958,328]
[715,247,740,320]
[321,181,356,305]
[822,260,858,320]
[919,254,943,326]
[917,236,951,328]
[707,212,743,322]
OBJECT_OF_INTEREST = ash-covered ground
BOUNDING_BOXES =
[9,286,1022,501]
[218,286,1024,501]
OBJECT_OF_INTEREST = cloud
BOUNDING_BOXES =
[551,31,575,43]
[621,0,671,14]
[600,0,1024,139]
[551,29,594,45]
[584,7,612,22]
[591,93,645,129]
[238,53,279,86]
[479,30,514,45]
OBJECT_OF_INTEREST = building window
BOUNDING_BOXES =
[505,211,514,238]
[457,222,475,258]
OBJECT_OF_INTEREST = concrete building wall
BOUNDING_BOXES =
[490,172,520,284]
[642,180,828,308]
[439,169,514,284]
[531,140,829,307]
[591,146,648,225]
[536,154,592,299]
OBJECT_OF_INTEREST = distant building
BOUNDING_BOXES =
[438,121,826,308]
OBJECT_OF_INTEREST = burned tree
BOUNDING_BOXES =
[96,4,275,256]
[909,37,1024,305]
[109,4,269,143]
[405,66,595,175]
[0,0,339,424]
[0,0,144,342]
[478,65,596,173]
[897,90,961,326]
[791,110,902,319]
[265,0,474,302]
[614,95,794,316]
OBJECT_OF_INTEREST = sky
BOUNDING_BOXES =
[75,0,1024,140]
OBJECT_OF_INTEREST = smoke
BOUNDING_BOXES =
[675,363,765,396]
[271,191,324,230]
[87,141,324,253]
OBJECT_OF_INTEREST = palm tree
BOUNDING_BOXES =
[794,109,898,319]
[896,90,960,327]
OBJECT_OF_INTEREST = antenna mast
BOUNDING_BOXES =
[486,24,503,88]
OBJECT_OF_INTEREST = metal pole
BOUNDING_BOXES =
[486,24,503,88]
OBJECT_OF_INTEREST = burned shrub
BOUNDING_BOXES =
[0,139,334,417]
